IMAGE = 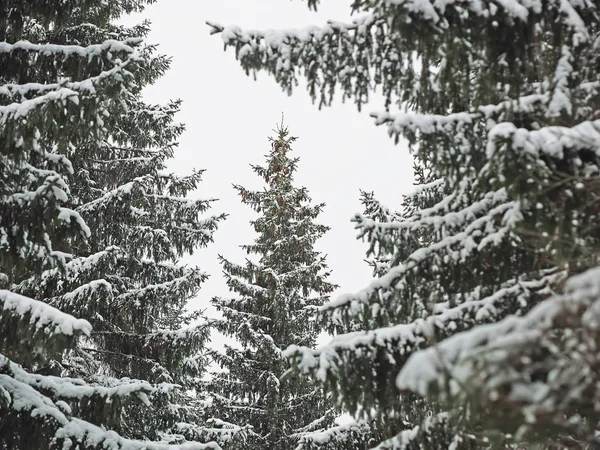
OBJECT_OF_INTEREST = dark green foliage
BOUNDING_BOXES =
[0,1,222,448]
[11,3,225,443]
[210,1,600,448]
[207,125,337,450]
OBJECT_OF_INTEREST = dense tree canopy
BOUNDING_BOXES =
[4,0,600,447]
[209,0,600,448]
[12,13,225,442]
[1,0,221,448]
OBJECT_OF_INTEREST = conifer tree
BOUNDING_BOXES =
[207,124,337,450]
[210,2,600,448]
[0,1,220,448]
[6,0,226,444]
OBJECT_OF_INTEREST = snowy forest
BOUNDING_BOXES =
[2,0,600,449]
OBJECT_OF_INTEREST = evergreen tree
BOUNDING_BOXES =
[0,1,220,448]
[298,169,453,450]
[207,124,337,450]
[210,2,600,448]
[7,0,226,444]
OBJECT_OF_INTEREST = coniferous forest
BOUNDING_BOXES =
[1,0,600,449]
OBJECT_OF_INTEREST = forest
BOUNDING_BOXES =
[1,0,600,449]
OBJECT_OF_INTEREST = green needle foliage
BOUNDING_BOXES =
[210,1,600,448]
[1,1,221,448]
[207,124,337,450]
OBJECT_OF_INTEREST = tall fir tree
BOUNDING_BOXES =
[8,0,227,444]
[0,1,220,448]
[207,124,337,450]
[210,1,600,448]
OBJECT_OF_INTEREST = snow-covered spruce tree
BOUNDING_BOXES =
[6,1,226,444]
[298,167,454,450]
[0,2,216,449]
[207,125,337,450]
[209,2,600,448]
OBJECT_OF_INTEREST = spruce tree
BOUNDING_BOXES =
[210,2,600,448]
[207,124,337,450]
[297,170,452,450]
[0,1,220,448]
[6,0,226,444]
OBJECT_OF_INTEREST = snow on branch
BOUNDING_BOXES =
[324,198,520,314]
[0,354,153,403]
[285,270,562,386]
[396,266,600,397]
[207,16,373,45]
[0,290,91,365]
[0,361,221,450]
[144,323,211,343]
[207,0,542,52]
[174,419,252,445]
[487,119,600,160]
[372,412,452,450]
[0,291,92,336]
[371,93,549,141]
[0,86,79,119]
[0,57,141,122]
[207,0,593,116]
[372,85,600,150]
[115,272,199,306]
[355,188,508,236]
[0,39,141,59]
[400,179,444,202]
[92,323,212,351]
[39,246,121,283]
[295,418,371,450]
[292,409,337,435]
[76,176,149,213]
[211,0,591,46]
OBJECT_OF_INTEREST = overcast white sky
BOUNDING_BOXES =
[124,0,414,344]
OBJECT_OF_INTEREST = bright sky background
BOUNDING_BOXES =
[124,0,414,347]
